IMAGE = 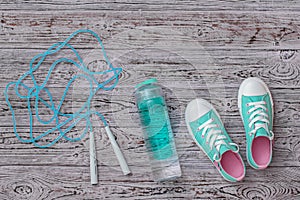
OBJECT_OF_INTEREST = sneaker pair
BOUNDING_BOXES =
[185,77,274,182]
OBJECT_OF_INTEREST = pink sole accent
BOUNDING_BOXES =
[213,161,220,171]
[220,150,245,180]
[252,136,271,169]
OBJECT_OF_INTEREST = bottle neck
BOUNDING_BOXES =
[134,84,162,103]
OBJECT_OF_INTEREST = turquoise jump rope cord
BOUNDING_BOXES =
[4,29,122,148]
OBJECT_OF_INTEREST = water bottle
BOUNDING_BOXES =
[134,78,182,182]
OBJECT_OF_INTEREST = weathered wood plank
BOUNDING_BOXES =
[0,0,299,12]
[0,11,299,49]
[0,166,299,199]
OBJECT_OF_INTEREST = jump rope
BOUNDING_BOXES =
[4,29,131,184]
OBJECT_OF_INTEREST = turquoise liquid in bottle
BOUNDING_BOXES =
[137,96,173,160]
[134,78,181,182]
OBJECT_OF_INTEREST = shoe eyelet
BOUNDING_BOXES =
[246,103,249,107]
[201,135,204,138]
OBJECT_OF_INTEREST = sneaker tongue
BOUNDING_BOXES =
[256,127,269,137]
[219,145,232,155]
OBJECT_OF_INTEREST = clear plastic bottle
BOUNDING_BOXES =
[134,78,182,182]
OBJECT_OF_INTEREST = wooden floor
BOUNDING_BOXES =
[1,1,300,199]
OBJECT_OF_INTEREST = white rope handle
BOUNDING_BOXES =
[90,131,98,185]
[105,126,131,175]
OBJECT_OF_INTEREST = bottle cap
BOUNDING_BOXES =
[135,78,157,89]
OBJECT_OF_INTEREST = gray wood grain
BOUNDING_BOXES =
[0,1,300,199]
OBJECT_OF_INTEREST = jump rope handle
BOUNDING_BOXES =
[89,126,131,184]
[105,126,131,175]
[90,131,98,185]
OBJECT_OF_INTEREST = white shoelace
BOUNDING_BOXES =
[197,118,239,162]
[247,101,274,139]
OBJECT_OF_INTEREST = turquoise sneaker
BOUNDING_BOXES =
[185,99,245,182]
[238,77,274,170]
